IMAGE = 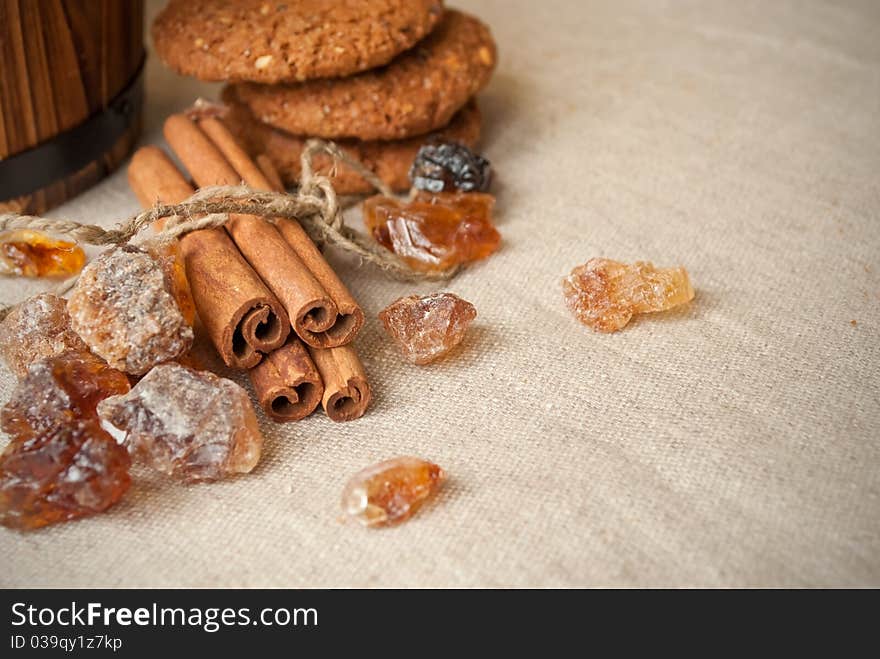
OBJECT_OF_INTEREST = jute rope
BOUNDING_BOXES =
[0,140,458,321]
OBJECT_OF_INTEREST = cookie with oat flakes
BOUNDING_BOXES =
[226,10,496,141]
[152,0,444,84]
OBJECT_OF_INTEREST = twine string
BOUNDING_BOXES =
[0,139,459,321]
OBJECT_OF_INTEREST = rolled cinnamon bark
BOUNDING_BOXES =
[163,114,339,347]
[128,146,289,369]
[306,344,371,422]
[250,338,323,422]
[197,116,364,348]
[256,154,285,193]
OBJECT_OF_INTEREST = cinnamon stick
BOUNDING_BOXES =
[127,146,289,368]
[250,338,323,422]
[306,344,372,422]
[163,114,339,347]
[256,153,285,194]
[197,116,364,347]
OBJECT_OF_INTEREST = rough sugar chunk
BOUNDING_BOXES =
[341,457,445,527]
[144,241,197,328]
[98,363,263,482]
[0,351,130,440]
[379,292,477,364]
[0,293,89,378]
[562,258,695,333]
[0,350,131,530]
[364,191,499,273]
[68,245,194,374]
[0,420,131,530]
[0,229,85,278]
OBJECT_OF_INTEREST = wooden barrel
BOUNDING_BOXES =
[0,0,145,214]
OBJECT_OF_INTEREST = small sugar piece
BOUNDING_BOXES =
[379,292,476,364]
[562,258,694,333]
[1,351,130,440]
[0,293,89,378]
[341,457,445,527]
[68,245,193,375]
[0,420,131,530]
[98,363,263,482]
[0,229,85,278]
[363,191,499,273]
[144,241,197,327]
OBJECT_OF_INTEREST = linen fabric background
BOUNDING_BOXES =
[2,0,878,587]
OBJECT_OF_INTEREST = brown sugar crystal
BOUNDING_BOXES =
[98,363,263,482]
[379,293,477,364]
[0,351,131,530]
[562,258,694,333]
[67,245,194,375]
[0,293,89,378]
[0,351,130,440]
[363,191,499,273]
[341,457,445,527]
[0,420,131,530]
[144,241,197,328]
[0,230,85,278]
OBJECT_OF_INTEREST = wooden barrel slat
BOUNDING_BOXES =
[0,3,13,154]
[24,2,59,140]
[0,0,144,215]
[64,0,103,108]
[45,0,90,131]
[2,1,38,151]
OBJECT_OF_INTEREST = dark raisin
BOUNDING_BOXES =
[408,142,492,193]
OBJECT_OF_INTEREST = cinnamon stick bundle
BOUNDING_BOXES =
[307,344,372,422]
[196,116,364,348]
[129,146,322,420]
[128,146,288,368]
[231,142,373,422]
[164,114,342,348]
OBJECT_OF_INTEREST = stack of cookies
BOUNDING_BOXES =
[152,0,497,194]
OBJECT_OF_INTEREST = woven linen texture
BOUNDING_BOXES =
[2,0,878,587]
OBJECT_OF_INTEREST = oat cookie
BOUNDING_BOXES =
[228,10,496,141]
[222,91,481,194]
[152,0,444,83]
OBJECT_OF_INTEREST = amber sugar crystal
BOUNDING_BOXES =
[379,292,477,364]
[0,293,89,378]
[67,245,194,375]
[0,420,131,530]
[363,191,499,273]
[145,241,197,328]
[98,363,263,482]
[1,350,130,439]
[562,258,694,332]
[341,457,445,527]
[0,351,132,530]
[0,229,85,278]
